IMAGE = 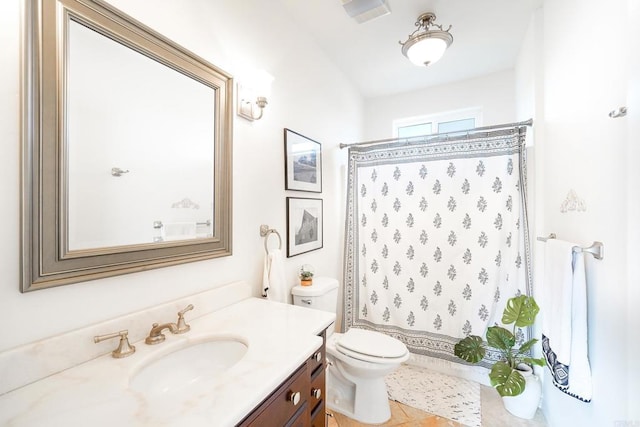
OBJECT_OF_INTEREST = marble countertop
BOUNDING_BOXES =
[0,297,335,427]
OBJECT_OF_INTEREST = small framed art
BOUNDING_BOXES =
[286,197,323,257]
[284,128,322,192]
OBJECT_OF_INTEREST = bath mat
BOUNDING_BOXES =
[386,364,481,427]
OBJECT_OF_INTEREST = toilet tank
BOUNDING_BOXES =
[291,277,339,314]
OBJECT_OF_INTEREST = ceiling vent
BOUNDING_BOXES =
[342,0,391,24]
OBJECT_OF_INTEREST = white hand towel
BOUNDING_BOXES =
[542,239,592,402]
[262,249,287,303]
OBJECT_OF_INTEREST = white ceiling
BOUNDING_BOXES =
[276,0,542,99]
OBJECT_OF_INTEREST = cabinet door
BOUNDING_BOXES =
[285,402,310,427]
[308,331,326,427]
[238,364,309,427]
[310,403,326,427]
[309,366,325,415]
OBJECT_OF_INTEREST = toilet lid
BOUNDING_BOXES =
[335,328,408,360]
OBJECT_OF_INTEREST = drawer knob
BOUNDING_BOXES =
[312,388,322,399]
[288,391,301,406]
[313,351,322,362]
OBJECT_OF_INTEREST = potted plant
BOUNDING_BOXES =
[299,269,314,286]
[454,294,545,419]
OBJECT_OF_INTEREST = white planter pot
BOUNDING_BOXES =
[501,364,541,419]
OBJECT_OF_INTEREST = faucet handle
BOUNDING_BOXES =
[94,330,136,358]
[175,304,194,334]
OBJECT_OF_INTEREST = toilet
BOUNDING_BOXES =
[292,277,409,424]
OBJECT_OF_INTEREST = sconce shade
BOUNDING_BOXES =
[251,69,274,98]
[400,13,453,67]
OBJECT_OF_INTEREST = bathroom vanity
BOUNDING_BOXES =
[238,331,326,426]
[0,282,334,426]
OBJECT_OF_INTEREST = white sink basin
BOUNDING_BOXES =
[129,336,248,397]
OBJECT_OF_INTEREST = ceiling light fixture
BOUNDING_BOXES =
[399,12,453,67]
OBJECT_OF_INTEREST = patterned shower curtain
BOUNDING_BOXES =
[343,127,532,367]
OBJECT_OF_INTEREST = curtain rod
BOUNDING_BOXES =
[339,118,533,149]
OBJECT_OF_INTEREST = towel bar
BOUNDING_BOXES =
[260,224,282,253]
[537,233,604,260]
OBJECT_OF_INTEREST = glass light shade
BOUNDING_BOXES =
[251,69,274,98]
[407,37,447,66]
[401,26,453,67]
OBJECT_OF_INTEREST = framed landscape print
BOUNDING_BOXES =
[284,128,322,192]
[286,197,323,257]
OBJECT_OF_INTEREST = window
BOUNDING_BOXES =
[393,108,482,139]
[397,122,432,139]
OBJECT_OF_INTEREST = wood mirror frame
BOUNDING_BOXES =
[21,0,233,291]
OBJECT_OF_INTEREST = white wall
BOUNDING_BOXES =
[363,70,517,141]
[627,0,640,420]
[514,9,546,388]
[515,0,634,425]
[0,0,363,352]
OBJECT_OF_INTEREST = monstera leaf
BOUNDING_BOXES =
[489,361,526,397]
[485,326,515,352]
[502,295,539,327]
[453,335,485,364]
[453,294,544,398]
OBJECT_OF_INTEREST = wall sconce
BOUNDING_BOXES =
[237,69,274,121]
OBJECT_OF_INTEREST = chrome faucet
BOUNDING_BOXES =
[145,322,178,345]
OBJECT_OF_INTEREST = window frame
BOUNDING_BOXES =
[392,107,483,139]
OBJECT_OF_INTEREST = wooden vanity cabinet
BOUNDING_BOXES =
[237,330,327,427]
[308,330,326,427]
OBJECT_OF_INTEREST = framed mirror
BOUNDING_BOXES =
[21,0,233,291]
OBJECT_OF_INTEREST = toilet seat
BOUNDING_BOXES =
[334,329,408,364]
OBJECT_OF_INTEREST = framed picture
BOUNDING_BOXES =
[286,197,323,257]
[284,128,322,192]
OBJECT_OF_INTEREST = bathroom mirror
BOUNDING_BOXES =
[21,0,233,291]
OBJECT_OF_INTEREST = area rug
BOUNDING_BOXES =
[386,364,481,427]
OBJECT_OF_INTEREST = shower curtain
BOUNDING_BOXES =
[343,127,532,368]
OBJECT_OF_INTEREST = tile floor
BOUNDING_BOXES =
[327,385,547,427]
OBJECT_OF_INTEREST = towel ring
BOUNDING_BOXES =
[260,224,282,254]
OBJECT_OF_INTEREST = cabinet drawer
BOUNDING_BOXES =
[309,366,325,413]
[310,402,326,427]
[285,401,309,427]
[308,331,326,375]
[239,363,309,427]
